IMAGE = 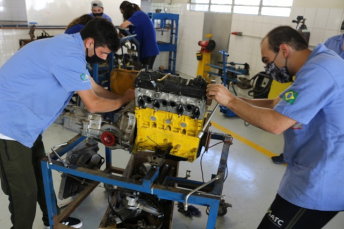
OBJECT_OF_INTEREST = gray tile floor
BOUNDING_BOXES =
[0,108,343,228]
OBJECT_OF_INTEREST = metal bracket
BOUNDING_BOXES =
[50,143,69,168]
[148,155,165,167]
[184,175,221,211]
[198,103,219,138]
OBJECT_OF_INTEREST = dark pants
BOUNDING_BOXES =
[0,136,59,229]
[141,56,157,70]
[258,194,339,229]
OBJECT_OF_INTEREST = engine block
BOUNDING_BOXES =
[56,70,210,162]
[132,71,209,162]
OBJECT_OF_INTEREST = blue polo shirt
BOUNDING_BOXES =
[274,44,344,211]
[324,33,344,59]
[128,11,159,59]
[65,24,85,34]
[0,33,91,147]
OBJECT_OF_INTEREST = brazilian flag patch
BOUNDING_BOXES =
[282,90,299,104]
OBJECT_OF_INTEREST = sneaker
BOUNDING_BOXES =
[271,153,285,164]
[44,217,83,228]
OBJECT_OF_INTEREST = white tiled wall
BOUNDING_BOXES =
[1,2,343,83]
[0,29,65,66]
[0,0,27,21]
[228,7,344,86]
[149,3,204,77]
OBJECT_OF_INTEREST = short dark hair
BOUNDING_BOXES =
[264,26,308,53]
[80,17,120,52]
[120,1,141,20]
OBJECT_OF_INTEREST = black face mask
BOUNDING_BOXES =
[86,46,106,64]
[93,12,103,17]
[264,51,292,83]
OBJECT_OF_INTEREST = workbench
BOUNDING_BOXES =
[41,132,232,229]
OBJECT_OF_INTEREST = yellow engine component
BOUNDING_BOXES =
[133,107,204,162]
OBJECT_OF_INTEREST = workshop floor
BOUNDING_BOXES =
[1,105,344,229]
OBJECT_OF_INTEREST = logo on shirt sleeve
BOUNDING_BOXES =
[80,73,89,81]
[282,90,299,105]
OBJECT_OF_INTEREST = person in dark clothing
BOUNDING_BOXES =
[119,1,159,69]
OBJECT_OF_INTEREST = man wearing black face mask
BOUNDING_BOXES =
[0,17,134,229]
[207,26,344,228]
[89,0,112,22]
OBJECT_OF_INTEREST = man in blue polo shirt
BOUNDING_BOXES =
[89,0,112,22]
[207,26,344,228]
[324,32,344,59]
[0,18,134,229]
[271,31,344,165]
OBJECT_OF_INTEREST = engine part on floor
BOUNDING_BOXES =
[58,139,104,199]
[106,190,164,228]
[177,202,201,218]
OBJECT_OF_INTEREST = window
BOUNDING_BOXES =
[190,0,232,13]
[261,0,292,16]
[189,0,293,17]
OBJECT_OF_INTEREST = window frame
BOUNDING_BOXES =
[189,0,293,17]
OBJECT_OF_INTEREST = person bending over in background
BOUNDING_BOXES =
[119,1,159,69]
[65,14,94,34]
[324,32,344,58]
[0,18,134,229]
[89,0,112,22]
[207,26,344,229]
[271,31,344,165]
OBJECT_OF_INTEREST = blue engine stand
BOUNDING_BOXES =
[42,132,232,229]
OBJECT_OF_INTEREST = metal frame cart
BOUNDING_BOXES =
[149,13,179,74]
[41,132,232,229]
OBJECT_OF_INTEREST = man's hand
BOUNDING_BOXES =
[342,40,344,51]
[206,84,234,107]
[122,88,135,103]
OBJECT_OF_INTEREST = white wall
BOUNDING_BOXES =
[228,7,344,97]
[0,0,27,21]
[1,0,344,84]
[0,28,65,66]
[25,0,139,26]
[149,2,204,76]
[293,0,344,8]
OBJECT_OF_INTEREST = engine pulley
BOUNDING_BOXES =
[100,132,116,146]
